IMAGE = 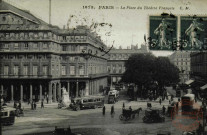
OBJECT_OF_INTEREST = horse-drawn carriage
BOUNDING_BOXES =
[143,108,165,123]
[119,107,142,121]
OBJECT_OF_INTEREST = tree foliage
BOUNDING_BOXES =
[122,53,179,98]
[122,53,156,86]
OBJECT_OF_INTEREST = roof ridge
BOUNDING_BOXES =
[1,0,49,26]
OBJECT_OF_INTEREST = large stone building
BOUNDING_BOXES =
[169,51,191,84]
[107,45,148,86]
[190,52,207,91]
[0,1,108,103]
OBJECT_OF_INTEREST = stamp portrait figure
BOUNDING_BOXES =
[154,18,174,48]
[185,18,204,48]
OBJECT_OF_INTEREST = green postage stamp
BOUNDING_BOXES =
[180,16,207,51]
[149,15,177,51]
[149,15,207,51]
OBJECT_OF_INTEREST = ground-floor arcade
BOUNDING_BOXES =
[0,77,107,103]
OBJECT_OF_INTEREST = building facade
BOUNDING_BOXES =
[107,45,148,86]
[190,52,207,89]
[0,1,108,103]
[169,51,191,84]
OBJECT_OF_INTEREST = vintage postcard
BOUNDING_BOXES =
[1,0,207,135]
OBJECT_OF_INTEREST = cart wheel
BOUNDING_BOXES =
[143,116,147,122]
[119,114,124,120]
[125,116,130,121]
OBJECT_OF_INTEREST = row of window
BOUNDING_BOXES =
[2,42,48,49]
[191,65,207,74]
[191,54,207,63]
[0,32,88,41]
[1,32,50,39]
[61,65,84,75]
[178,67,190,72]
[1,43,92,53]
[62,45,86,52]
[110,54,130,59]
[3,65,48,76]
[107,65,125,73]
[1,54,85,61]
[176,54,190,58]
[175,62,190,66]
[1,65,86,76]
[88,65,107,74]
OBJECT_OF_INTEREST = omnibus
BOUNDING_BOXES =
[1,106,16,125]
[108,90,119,104]
[70,96,105,111]
[181,94,195,112]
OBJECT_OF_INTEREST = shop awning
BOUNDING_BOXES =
[185,79,194,85]
[200,84,207,90]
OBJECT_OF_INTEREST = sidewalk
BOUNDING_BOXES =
[6,101,59,109]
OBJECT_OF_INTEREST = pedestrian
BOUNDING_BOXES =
[102,106,105,115]
[111,105,114,115]
[176,102,178,114]
[171,108,175,119]
[197,122,202,135]
[159,98,162,105]
[171,95,174,101]
[162,105,166,115]
[46,94,49,104]
[13,101,17,108]
[31,101,34,110]
[123,102,125,108]
[129,106,132,113]
[41,99,44,108]
[122,106,125,114]
[19,101,21,109]
[34,102,37,110]
[28,99,30,105]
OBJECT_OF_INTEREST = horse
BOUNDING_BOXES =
[119,107,142,121]
[131,107,142,118]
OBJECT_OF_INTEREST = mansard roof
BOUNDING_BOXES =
[0,1,48,25]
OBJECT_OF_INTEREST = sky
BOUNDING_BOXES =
[4,0,207,56]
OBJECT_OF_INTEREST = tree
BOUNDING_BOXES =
[122,53,156,98]
[122,53,179,99]
[154,57,179,98]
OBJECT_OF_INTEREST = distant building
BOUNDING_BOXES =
[107,45,148,86]
[0,1,108,103]
[169,51,191,84]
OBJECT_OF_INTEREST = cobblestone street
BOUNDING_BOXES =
[3,88,185,135]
